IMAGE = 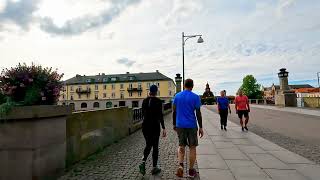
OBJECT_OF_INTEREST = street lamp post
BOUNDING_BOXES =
[317,72,320,107]
[182,32,204,85]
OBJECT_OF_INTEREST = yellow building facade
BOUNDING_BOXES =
[58,71,176,110]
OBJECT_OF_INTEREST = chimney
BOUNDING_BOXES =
[156,70,159,73]
[126,72,129,74]
[175,74,182,93]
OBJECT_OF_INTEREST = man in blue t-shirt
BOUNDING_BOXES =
[173,79,203,178]
[217,90,231,131]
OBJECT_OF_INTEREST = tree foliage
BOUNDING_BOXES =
[239,75,263,99]
[0,63,64,105]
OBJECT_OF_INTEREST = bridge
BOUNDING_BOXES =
[57,105,320,180]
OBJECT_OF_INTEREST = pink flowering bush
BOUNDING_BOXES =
[0,63,63,105]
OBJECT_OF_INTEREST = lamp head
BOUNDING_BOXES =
[197,36,204,43]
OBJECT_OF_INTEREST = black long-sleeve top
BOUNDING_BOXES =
[142,96,165,134]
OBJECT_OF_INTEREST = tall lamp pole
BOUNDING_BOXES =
[182,32,204,85]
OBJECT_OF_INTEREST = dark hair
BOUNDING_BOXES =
[184,79,194,88]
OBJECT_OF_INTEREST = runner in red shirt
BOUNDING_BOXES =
[235,90,250,131]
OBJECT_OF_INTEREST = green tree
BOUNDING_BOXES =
[239,75,263,99]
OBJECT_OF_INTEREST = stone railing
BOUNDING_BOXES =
[249,99,267,105]
[132,108,143,124]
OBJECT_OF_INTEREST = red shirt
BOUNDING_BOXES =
[235,95,249,110]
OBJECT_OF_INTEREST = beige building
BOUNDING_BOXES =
[58,71,176,111]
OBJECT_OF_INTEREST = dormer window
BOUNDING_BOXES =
[103,78,108,82]
[128,76,135,81]
[111,77,117,81]
[86,79,92,83]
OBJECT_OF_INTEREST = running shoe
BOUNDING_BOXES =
[151,167,161,175]
[188,168,197,178]
[244,126,249,131]
[139,162,146,176]
[242,127,245,132]
[176,166,184,177]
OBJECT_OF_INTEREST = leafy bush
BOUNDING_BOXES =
[0,63,63,106]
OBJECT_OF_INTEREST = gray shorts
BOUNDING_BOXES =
[176,128,198,147]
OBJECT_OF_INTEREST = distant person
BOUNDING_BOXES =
[139,85,167,176]
[173,79,203,178]
[217,90,231,131]
[235,90,250,131]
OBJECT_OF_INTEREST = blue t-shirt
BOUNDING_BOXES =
[173,90,202,128]
[217,97,229,110]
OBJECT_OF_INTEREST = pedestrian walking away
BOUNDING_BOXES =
[217,90,231,131]
[139,85,167,176]
[235,90,250,132]
[172,79,204,178]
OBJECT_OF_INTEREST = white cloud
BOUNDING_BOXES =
[0,0,319,95]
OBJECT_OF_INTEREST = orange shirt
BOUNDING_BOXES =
[235,95,249,110]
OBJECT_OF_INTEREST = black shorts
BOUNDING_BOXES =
[238,110,249,119]
[176,128,198,147]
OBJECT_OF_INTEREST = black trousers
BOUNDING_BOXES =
[219,109,228,127]
[142,131,160,167]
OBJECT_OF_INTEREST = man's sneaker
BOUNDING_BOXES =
[224,127,227,131]
[188,168,197,178]
[176,166,184,177]
[221,125,223,130]
[139,162,146,176]
[151,167,161,175]
[244,126,249,131]
[242,127,245,132]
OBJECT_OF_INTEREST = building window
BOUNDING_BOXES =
[120,92,124,99]
[138,83,142,89]
[78,94,81,99]
[81,102,87,108]
[86,79,91,83]
[95,85,99,90]
[93,102,100,108]
[95,93,98,100]
[103,78,108,82]
[112,92,116,98]
[112,84,115,90]
[103,84,107,90]
[86,94,90,99]
[138,91,142,97]
[70,95,74,100]
[70,86,74,91]
[86,85,90,91]
[156,82,160,87]
[169,90,172,96]
[132,101,139,108]
[111,77,117,81]
[119,101,126,107]
[129,83,133,88]
[168,81,172,88]
[103,93,107,98]
[128,76,134,81]
[120,84,124,89]
[106,102,112,108]
[147,83,151,89]
[69,103,75,110]
[62,94,65,99]
[129,92,133,97]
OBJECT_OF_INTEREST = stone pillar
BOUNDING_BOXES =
[275,68,297,107]
[175,74,182,93]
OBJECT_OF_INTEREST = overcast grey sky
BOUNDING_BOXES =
[0,0,319,95]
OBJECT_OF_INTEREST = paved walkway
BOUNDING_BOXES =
[59,113,198,180]
[198,106,320,180]
[250,104,320,117]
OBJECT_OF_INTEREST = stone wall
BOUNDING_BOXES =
[303,97,320,108]
[0,106,71,180]
[66,107,132,167]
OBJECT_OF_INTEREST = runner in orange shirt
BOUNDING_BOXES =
[235,90,250,132]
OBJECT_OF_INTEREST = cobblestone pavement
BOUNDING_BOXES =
[206,105,320,164]
[59,114,199,180]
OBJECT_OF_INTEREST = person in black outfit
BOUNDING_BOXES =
[139,85,166,176]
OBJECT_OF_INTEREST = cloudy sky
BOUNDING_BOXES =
[0,0,319,95]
